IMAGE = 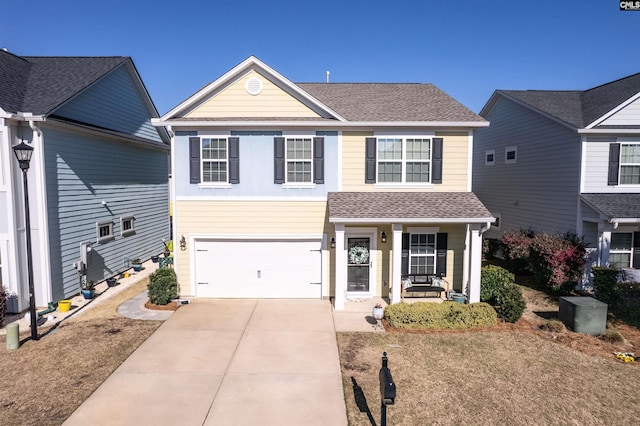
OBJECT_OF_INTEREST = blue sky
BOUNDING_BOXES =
[2,0,639,115]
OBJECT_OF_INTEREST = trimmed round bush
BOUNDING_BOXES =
[148,269,178,305]
[493,283,526,323]
[541,319,565,333]
[384,301,497,330]
[481,265,515,303]
[599,329,624,343]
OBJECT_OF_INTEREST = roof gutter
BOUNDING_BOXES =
[578,129,640,135]
[330,216,495,224]
[151,119,490,128]
[609,218,640,229]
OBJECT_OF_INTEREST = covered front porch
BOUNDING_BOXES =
[327,192,494,310]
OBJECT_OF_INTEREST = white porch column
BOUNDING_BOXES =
[468,224,483,303]
[391,223,403,304]
[600,230,611,266]
[462,224,470,296]
[334,224,346,310]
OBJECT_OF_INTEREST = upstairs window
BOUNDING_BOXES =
[620,144,640,185]
[202,138,228,183]
[286,138,313,183]
[367,137,442,184]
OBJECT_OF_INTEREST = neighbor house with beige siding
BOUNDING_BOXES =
[153,56,492,308]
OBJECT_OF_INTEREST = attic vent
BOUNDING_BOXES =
[245,77,263,95]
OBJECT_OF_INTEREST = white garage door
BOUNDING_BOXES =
[194,239,323,298]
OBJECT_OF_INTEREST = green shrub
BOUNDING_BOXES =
[613,281,640,328]
[384,302,497,330]
[483,238,501,260]
[480,265,515,303]
[540,319,565,333]
[493,283,526,323]
[592,267,620,305]
[599,329,624,343]
[148,269,178,305]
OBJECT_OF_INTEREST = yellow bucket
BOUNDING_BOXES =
[58,300,71,312]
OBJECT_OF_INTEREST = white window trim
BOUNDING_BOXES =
[485,149,495,166]
[619,143,640,186]
[201,137,229,184]
[610,232,633,268]
[376,136,433,184]
[285,136,314,185]
[505,146,517,164]
[408,231,437,275]
[97,221,114,243]
[120,216,135,236]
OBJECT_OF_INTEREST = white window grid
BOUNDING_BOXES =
[201,138,228,183]
[620,144,640,185]
[377,137,431,183]
[97,221,114,243]
[609,232,633,269]
[485,149,495,166]
[286,137,313,183]
[121,216,135,236]
[409,233,436,275]
[505,146,517,164]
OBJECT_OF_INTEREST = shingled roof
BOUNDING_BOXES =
[496,72,640,128]
[298,83,484,122]
[328,192,493,222]
[580,193,640,219]
[0,50,128,115]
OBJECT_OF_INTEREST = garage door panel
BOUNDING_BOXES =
[195,240,322,299]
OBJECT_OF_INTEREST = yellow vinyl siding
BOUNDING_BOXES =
[174,200,329,295]
[341,131,469,192]
[184,70,321,119]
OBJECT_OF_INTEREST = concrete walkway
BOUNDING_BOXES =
[64,299,347,426]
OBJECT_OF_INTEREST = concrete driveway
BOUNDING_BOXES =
[64,299,347,425]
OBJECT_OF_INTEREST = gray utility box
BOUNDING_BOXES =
[559,297,607,336]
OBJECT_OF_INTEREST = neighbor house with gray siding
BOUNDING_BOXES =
[0,51,170,312]
[473,72,640,283]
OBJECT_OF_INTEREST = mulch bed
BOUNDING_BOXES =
[144,300,180,311]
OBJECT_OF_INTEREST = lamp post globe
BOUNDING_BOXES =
[13,141,38,341]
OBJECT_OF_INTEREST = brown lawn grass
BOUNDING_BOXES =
[338,331,640,425]
[339,279,640,425]
[0,279,162,426]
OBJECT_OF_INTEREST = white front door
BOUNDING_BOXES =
[345,229,377,297]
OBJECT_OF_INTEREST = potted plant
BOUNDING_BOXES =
[131,258,142,272]
[106,277,117,287]
[162,239,173,257]
[372,303,384,320]
[81,280,96,299]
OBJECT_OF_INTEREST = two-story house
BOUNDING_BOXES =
[154,56,492,309]
[474,72,640,280]
[1,51,170,312]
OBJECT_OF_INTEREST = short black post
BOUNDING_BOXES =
[379,351,395,426]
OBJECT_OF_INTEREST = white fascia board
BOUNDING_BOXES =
[585,92,640,129]
[160,56,347,122]
[330,217,495,224]
[191,233,324,240]
[578,128,640,135]
[154,119,490,128]
[611,218,640,224]
[176,196,327,202]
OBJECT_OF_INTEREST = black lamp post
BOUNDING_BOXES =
[13,142,38,341]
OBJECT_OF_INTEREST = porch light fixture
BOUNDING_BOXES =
[180,235,187,251]
[380,231,387,243]
[12,141,38,341]
[330,237,336,249]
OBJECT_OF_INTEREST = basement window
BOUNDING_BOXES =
[97,221,114,243]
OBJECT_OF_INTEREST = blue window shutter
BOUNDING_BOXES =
[432,138,443,184]
[436,233,448,276]
[274,137,285,183]
[365,137,377,183]
[401,233,409,276]
[313,137,324,184]
[189,137,200,184]
[633,232,640,268]
[229,137,240,184]
[608,143,620,186]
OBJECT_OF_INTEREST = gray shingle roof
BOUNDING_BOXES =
[498,72,640,128]
[328,192,493,221]
[298,83,484,122]
[580,193,640,219]
[0,50,128,115]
